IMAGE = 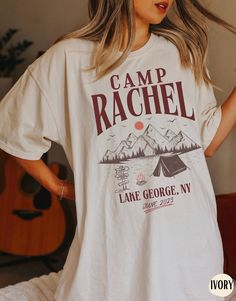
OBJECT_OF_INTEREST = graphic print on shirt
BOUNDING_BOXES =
[91,67,202,214]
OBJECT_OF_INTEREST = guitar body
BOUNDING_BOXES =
[0,154,67,256]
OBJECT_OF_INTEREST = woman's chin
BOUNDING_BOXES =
[146,16,167,25]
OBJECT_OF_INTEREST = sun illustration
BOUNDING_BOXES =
[135,121,144,130]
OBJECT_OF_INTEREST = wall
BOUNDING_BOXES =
[1,0,89,79]
[1,0,236,192]
[206,0,236,193]
[1,0,89,181]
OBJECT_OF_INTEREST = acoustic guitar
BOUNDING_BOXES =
[0,151,67,256]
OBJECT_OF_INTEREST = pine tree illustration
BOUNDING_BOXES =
[138,147,142,157]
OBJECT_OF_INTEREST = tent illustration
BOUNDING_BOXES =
[153,155,187,177]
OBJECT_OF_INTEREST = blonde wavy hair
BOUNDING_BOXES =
[56,0,236,84]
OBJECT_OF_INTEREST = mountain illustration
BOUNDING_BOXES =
[143,125,171,151]
[164,129,177,141]
[104,140,129,161]
[126,133,138,147]
[173,131,199,152]
[100,124,200,163]
[127,136,154,157]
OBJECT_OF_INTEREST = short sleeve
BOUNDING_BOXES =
[197,80,222,150]
[0,68,60,160]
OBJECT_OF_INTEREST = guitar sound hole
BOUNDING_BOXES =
[34,188,52,210]
[13,209,42,221]
[20,174,40,194]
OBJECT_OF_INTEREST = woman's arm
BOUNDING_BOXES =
[205,87,236,157]
[13,156,75,200]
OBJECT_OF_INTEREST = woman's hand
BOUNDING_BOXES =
[58,180,75,201]
[12,156,76,201]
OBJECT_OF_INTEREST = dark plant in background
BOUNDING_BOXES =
[0,28,33,77]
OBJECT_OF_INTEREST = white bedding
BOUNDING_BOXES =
[0,270,235,301]
[0,271,62,301]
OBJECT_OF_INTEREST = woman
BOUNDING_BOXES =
[0,0,235,300]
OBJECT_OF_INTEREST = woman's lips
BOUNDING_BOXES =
[155,2,169,13]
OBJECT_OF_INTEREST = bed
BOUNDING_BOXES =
[0,270,235,301]
[0,270,61,301]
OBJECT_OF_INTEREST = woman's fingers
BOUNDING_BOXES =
[62,181,75,201]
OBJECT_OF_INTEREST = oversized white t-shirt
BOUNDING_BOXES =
[0,33,224,300]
